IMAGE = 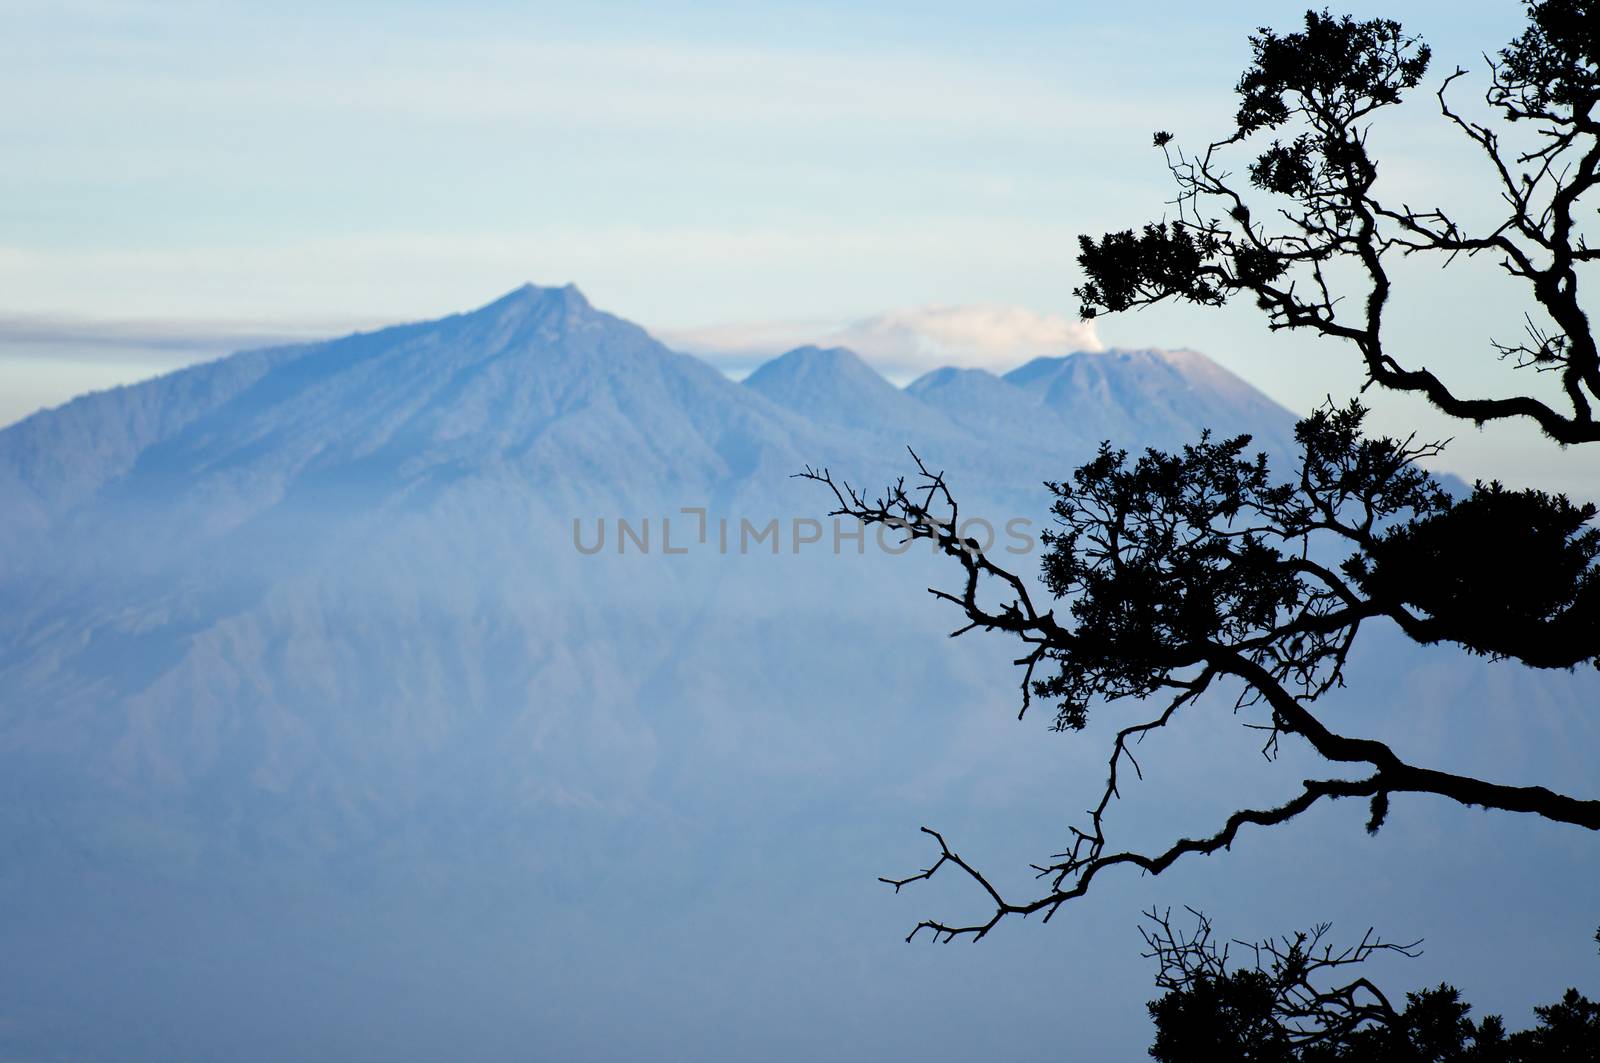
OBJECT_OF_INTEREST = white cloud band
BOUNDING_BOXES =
[662,303,1102,379]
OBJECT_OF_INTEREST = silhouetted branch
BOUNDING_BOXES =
[799,403,1599,941]
[1142,907,1421,1050]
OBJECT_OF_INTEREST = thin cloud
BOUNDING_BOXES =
[837,304,1103,373]
[0,314,365,361]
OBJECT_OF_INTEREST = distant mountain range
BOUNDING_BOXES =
[0,285,1588,1063]
[0,284,1300,808]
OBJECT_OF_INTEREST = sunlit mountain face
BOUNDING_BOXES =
[1,286,1591,1063]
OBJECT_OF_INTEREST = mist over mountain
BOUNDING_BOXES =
[0,286,1592,1063]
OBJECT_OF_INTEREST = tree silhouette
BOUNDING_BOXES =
[1140,910,1600,1061]
[800,1,1598,944]
[1077,4,1600,443]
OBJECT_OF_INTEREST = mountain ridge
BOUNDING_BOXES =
[1,288,1305,581]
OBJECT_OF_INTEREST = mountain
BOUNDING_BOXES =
[904,365,1055,445]
[0,286,1591,1063]
[2,284,803,531]
[743,345,899,415]
[1003,347,1302,456]
[903,348,1303,461]
[743,343,956,445]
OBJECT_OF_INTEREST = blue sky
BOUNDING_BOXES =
[3,0,1593,493]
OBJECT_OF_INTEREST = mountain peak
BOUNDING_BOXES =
[1004,347,1262,399]
[473,281,592,317]
[905,365,1005,394]
[744,345,892,395]
[1002,346,1299,455]
[757,344,871,369]
[743,344,940,431]
[433,281,615,353]
[1006,347,1218,383]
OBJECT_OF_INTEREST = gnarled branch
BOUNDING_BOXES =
[799,409,1598,942]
